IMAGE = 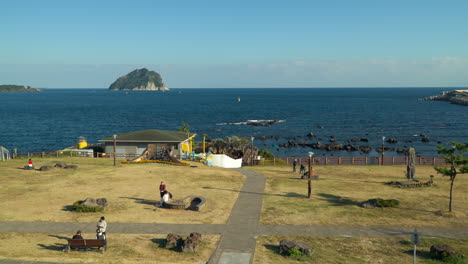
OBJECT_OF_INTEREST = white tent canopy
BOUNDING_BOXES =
[206,154,242,168]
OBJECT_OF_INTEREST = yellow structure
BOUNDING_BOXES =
[77,136,88,149]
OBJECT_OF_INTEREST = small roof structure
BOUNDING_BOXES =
[99,129,196,143]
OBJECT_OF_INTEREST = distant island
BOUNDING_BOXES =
[0,85,41,92]
[109,68,169,91]
[418,90,468,106]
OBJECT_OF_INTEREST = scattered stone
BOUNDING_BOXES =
[81,198,98,207]
[165,233,182,249]
[182,232,202,253]
[39,165,53,171]
[55,162,67,168]
[64,165,78,169]
[421,137,430,142]
[306,132,316,138]
[386,138,398,144]
[430,244,456,259]
[279,240,313,256]
[329,138,336,143]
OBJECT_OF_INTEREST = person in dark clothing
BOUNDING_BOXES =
[72,230,83,239]
[292,159,298,172]
[159,181,167,198]
[300,163,306,176]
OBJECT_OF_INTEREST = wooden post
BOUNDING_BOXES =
[325,157,328,166]
[14,148,17,159]
[273,157,276,166]
[418,156,421,165]
[41,152,45,158]
[28,153,30,158]
[70,151,72,157]
[365,156,368,165]
[56,151,59,157]
[392,156,395,165]
[338,157,342,165]
[433,157,436,165]
[308,156,312,198]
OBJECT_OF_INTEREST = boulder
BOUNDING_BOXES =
[165,233,182,249]
[96,198,108,208]
[421,137,430,143]
[387,138,398,144]
[64,165,78,169]
[39,165,53,171]
[55,162,67,168]
[360,199,399,208]
[81,198,98,207]
[430,244,456,259]
[279,240,313,256]
[182,232,202,253]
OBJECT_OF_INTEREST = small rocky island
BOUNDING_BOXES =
[0,85,41,92]
[419,90,468,106]
[109,68,169,91]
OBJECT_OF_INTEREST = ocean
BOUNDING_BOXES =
[0,88,466,157]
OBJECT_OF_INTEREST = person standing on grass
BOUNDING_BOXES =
[97,216,107,236]
[292,159,297,172]
[159,181,167,198]
[28,159,33,168]
[300,163,305,176]
[96,228,107,249]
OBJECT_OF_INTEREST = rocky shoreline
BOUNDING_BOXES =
[418,90,468,106]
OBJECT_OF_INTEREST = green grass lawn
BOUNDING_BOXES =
[248,165,468,227]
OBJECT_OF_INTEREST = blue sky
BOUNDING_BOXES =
[1,0,468,88]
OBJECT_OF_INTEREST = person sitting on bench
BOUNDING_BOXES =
[72,230,83,239]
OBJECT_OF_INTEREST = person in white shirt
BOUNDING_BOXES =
[97,216,107,235]
[159,191,171,207]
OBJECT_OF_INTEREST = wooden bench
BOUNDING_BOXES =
[66,239,106,253]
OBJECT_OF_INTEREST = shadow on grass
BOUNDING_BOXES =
[202,186,306,198]
[62,205,75,212]
[151,238,182,252]
[120,196,156,206]
[48,235,70,240]
[316,193,361,206]
[264,244,280,254]
[403,249,433,260]
[37,243,67,251]
[321,178,382,184]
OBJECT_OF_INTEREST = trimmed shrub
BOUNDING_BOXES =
[72,200,104,213]
[376,198,400,208]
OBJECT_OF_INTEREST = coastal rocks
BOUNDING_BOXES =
[418,90,468,106]
[348,138,369,142]
[182,232,202,253]
[306,132,316,138]
[279,240,313,256]
[386,138,398,144]
[246,120,283,127]
[421,137,430,142]
[165,233,183,249]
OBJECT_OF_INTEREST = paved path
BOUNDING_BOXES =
[1,168,468,264]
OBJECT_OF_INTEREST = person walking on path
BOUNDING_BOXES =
[292,159,297,172]
[97,216,107,236]
[159,181,167,198]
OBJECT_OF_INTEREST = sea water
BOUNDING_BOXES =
[0,88,466,157]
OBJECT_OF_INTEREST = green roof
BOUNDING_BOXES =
[100,129,195,142]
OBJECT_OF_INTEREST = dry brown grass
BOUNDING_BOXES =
[0,232,219,264]
[254,236,468,264]
[248,165,468,227]
[0,157,244,224]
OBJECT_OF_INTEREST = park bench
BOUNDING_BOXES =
[66,239,106,253]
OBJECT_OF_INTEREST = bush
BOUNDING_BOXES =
[441,256,466,264]
[72,200,104,213]
[258,149,275,158]
[287,248,308,261]
[375,198,400,208]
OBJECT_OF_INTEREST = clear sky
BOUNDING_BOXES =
[1,0,468,88]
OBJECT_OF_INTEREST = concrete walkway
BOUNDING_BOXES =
[1,168,468,264]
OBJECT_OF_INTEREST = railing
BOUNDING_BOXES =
[255,156,448,166]
[14,151,139,159]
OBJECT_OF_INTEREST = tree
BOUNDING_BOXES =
[177,123,190,134]
[434,142,468,212]
[258,149,274,158]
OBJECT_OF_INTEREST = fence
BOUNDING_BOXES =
[15,151,139,159]
[256,156,448,166]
